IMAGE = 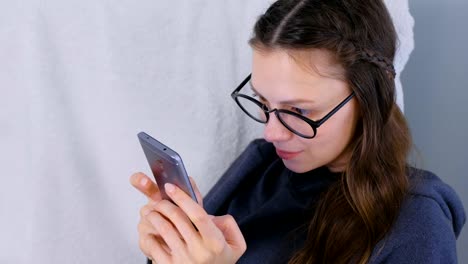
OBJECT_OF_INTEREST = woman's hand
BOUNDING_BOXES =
[130,172,247,264]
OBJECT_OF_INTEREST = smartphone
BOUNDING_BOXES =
[138,131,198,203]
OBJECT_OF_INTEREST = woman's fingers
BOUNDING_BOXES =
[164,183,247,259]
[134,175,246,263]
[138,218,164,258]
[143,234,171,264]
[189,176,204,207]
[153,199,202,246]
[138,212,176,258]
[212,215,247,253]
[164,183,224,243]
[146,211,188,257]
[130,172,162,202]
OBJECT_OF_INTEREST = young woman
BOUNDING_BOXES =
[130,0,465,263]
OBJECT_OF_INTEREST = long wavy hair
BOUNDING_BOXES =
[250,0,412,263]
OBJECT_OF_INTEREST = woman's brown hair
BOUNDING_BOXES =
[250,0,412,263]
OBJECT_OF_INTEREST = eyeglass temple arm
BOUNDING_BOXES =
[316,92,355,127]
[231,74,252,96]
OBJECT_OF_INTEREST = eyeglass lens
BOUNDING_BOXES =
[235,96,315,138]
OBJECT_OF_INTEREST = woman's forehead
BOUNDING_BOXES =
[251,48,349,102]
[252,48,345,78]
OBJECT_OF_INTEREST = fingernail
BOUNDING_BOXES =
[142,208,151,216]
[140,177,148,187]
[165,183,175,194]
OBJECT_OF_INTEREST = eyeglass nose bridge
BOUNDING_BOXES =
[260,105,280,123]
[261,107,290,126]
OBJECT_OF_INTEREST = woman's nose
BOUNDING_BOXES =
[263,113,293,143]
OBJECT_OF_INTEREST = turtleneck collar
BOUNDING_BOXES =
[287,166,342,197]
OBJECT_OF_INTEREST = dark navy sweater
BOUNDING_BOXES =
[203,139,466,263]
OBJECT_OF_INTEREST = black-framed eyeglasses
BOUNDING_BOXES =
[231,74,355,139]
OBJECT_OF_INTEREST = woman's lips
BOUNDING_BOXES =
[276,149,302,160]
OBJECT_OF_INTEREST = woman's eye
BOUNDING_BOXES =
[292,107,312,116]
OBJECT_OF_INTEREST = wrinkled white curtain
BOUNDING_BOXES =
[0,0,413,263]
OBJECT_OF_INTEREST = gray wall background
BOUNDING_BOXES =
[402,0,468,262]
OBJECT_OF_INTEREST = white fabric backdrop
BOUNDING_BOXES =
[0,1,413,263]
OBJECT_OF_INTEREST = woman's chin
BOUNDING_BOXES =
[282,159,319,174]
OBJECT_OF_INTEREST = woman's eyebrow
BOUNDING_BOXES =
[249,82,265,98]
[249,81,316,105]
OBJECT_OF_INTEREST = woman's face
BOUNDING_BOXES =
[251,48,359,173]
